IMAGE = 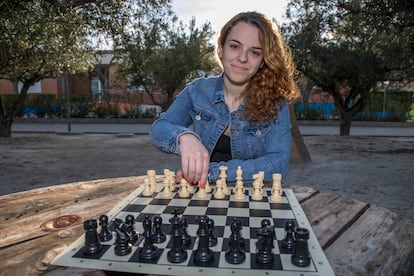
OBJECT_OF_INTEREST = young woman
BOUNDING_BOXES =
[150,11,299,187]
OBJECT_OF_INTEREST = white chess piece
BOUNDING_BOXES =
[178,178,190,198]
[187,181,195,193]
[142,177,153,196]
[233,166,245,200]
[162,177,173,198]
[147,169,157,192]
[214,179,225,199]
[196,186,207,199]
[270,173,282,202]
[219,166,229,194]
[251,178,263,201]
[204,179,212,193]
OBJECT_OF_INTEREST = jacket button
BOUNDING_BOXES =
[195,114,201,121]
[256,130,262,136]
[233,130,239,136]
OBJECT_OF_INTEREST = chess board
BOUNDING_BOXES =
[52,181,335,276]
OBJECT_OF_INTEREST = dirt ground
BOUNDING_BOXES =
[0,133,413,222]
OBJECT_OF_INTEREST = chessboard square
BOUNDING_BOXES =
[136,213,157,223]
[249,217,271,228]
[218,249,251,269]
[229,201,249,208]
[142,205,167,214]
[250,253,283,270]
[168,198,191,207]
[223,225,250,241]
[250,209,272,218]
[280,253,317,272]
[188,200,209,207]
[149,198,172,205]
[227,207,250,217]
[183,206,207,216]
[249,201,271,210]
[188,251,221,268]
[99,245,138,262]
[225,216,250,227]
[206,215,227,228]
[274,228,287,241]
[156,248,191,266]
[132,197,153,205]
[184,214,198,225]
[208,200,229,208]
[205,207,228,216]
[271,209,295,219]
[186,224,199,237]
[276,241,292,255]
[72,244,111,260]
[122,204,146,213]
[221,237,251,253]
[273,218,297,229]
[269,202,291,210]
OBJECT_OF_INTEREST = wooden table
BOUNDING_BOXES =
[0,176,413,275]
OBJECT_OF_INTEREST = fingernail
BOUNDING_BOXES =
[199,183,205,188]
[192,180,198,185]
[184,175,189,179]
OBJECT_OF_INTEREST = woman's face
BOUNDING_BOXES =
[219,21,264,87]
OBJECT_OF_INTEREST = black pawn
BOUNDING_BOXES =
[152,215,166,243]
[281,220,296,250]
[125,214,135,227]
[138,215,159,260]
[83,219,102,255]
[98,215,113,242]
[167,210,188,263]
[207,217,217,247]
[181,216,192,246]
[291,228,311,267]
[225,218,245,264]
[194,215,214,263]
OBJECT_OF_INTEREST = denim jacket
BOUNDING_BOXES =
[150,74,291,183]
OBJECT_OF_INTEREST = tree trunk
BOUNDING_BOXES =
[289,104,311,163]
[0,118,12,137]
[338,110,353,136]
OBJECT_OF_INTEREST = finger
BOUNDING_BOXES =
[181,155,189,182]
[175,169,183,184]
[199,155,210,188]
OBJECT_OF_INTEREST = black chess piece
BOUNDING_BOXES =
[230,217,245,248]
[281,220,296,251]
[152,215,166,243]
[207,217,217,247]
[83,219,102,255]
[255,219,275,264]
[180,216,192,246]
[167,209,188,263]
[114,227,132,256]
[98,214,113,242]
[138,215,159,260]
[194,215,214,263]
[291,228,311,267]
[125,214,135,227]
[225,217,245,264]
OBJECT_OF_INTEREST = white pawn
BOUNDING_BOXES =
[214,179,225,199]
[162,177,173,198]
[204,179,212,193]
[196,186,207,199]
[187,181,195,193]
[251,178,263,201]
[142,177,153,197]
[178,178,190,198]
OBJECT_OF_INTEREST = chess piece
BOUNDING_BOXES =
[196,185,207,199]
[114,227,132,256]
[281,220,296,251]
[194,215,214,262]
[187,181,195,193]
[213,179,225,199]
[142,177,153,197]
[256,219,275,264]
[204,179,212,193]
[178,178,190,198]
[152,215,166,243]
[291,228,311,267]
[207,217,217,247]
[124,215,139,245]
[225,217,245,264]
[98,214,113,242]
[219,166,229,194]
[251,177,263,201]
[138,215,159,260]
[167,210,188,263]
[270,173,282,202]
[180,216,192,246]
[147,169,157,192]
[162,177,173,198]
[83,219,102,255]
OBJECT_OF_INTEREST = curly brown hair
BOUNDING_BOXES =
[217,12,300,123]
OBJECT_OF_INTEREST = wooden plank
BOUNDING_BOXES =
[285,184,318,202]
[300,192,369,249]
[0,176,147,248]
[325,205,414,276]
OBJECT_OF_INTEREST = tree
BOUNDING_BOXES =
[117,17,217,110]
[0,0,172,137]
[283,0,414,135]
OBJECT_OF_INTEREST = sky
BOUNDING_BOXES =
[171,0,289,42]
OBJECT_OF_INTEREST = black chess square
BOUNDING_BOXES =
[206,207,228,216]
[229,201,249,208]
[189,200,210,207]
[122,204,146,213]
[250,209,272,217]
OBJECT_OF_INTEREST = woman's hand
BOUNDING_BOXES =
[177,133,210,187]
